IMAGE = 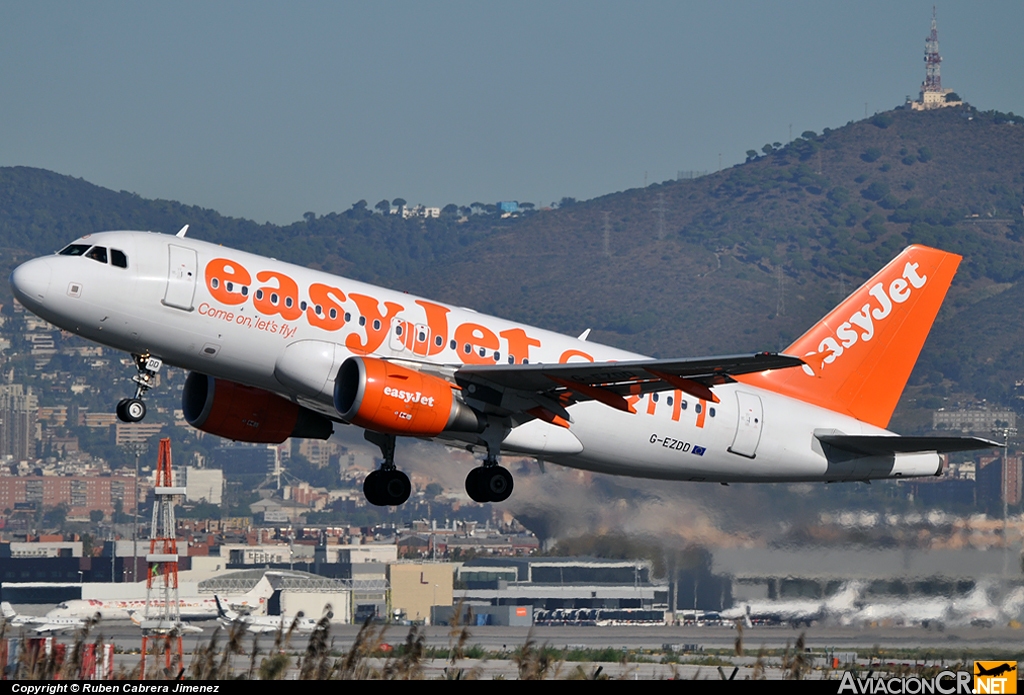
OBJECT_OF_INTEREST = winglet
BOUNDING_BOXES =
[739,245,961,428]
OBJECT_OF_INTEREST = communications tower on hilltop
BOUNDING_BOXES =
[923,7,942,93]
[910,7,962,110]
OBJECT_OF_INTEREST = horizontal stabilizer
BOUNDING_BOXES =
[816,434,1001,456]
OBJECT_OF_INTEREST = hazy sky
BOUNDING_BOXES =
[2,2,1022,225]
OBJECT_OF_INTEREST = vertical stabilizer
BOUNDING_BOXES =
[739,245,961,428]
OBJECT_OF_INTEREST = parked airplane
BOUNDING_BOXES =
[2,602,87,634]
[720,582,863,627]
[127,610,204,634]
[9,230,998,505]
[44,575,274,621]
[214,595,319,634]
[842,582,1016,629]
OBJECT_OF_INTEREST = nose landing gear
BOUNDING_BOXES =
[116,352,162,423]
[363,431,412,506]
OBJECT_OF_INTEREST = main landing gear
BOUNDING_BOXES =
[465,423,513,503]
[363,431,412,507]
[465,463,513,503]
[116,352,163,423]
[360,420,514,506]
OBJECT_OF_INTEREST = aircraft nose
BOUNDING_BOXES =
[10,258,52,306]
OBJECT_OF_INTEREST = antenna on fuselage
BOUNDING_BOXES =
[175,225,189,238]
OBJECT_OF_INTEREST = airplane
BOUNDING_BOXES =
[213,595,320,634]
[1,601,88,634]
[720,582,863,628]
[9,229,999,506]
[127,610,204,634]
[842,582,1011,629]
[975,663,1017,678]
[44,574,274,621]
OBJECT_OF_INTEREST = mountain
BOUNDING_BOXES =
[2,104,1023,429]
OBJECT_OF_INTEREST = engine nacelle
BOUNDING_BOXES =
[334,356,482,436]
[183,372,333,443]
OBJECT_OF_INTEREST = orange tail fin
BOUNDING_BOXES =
[738,245,961,428]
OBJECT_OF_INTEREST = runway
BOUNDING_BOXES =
[66,620,1024,654]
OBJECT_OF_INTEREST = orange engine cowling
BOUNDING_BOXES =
[334,356,482,436]
[183,373,333,443]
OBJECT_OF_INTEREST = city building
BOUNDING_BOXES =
[932,407,1015,433]
[0,474,136,519]
[0,384,38,461]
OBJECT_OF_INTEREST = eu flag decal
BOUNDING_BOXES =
[692,446,706,456]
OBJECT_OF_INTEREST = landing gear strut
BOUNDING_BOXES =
[116,352,162,423]
[363,431,411,506]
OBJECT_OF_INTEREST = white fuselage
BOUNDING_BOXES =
[11,231,937,484]
[46,593,269,621]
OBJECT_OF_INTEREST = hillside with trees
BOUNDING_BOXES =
[1,103,1023,430]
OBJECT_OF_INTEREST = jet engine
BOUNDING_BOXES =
[334,356,482,436]
[183,372,333,443]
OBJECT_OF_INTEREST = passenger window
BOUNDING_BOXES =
[59,244,91,256]
[85,246,108,263]
[111,249,128,268]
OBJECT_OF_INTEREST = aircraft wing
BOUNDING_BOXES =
[453,352,803,418]
[33,623,77,634]
[243,624,281,634]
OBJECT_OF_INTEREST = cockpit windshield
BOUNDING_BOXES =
[58,244,90,256]
[57,244,128,268]
[85,246,108,263]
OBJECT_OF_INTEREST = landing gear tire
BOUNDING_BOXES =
[363,471,385,506]
[465,466,513,503]
[381,470,411,505]
[116,398,147,423]
[466,467,489,503]
[484,466,513,502]
[363,469,411,506]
